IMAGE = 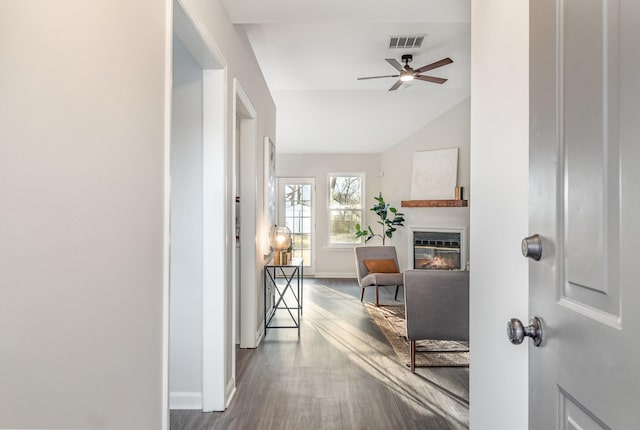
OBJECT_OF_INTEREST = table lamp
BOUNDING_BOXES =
[270,225,291,265]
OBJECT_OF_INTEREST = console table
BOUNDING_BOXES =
[263,258,303,336]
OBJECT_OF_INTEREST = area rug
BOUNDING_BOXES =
[366,304,469,368]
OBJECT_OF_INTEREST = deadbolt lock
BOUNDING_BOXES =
[521,234,542,261]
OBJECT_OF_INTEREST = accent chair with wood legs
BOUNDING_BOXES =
[354,246,403,306]
[404,269,469,372]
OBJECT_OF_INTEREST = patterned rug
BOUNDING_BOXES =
[366,304,469,368]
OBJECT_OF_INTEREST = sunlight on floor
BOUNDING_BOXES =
[299,285,468,427]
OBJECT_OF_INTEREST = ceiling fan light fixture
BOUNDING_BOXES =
[400,72,414,82]
[357,55,452,91]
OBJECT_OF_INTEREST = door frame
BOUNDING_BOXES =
[277,177,316,275]
[166,0,229,416]
[233,79,260,350]
[468,0,530,428]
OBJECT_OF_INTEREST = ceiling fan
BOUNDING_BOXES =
[357,54,453,91]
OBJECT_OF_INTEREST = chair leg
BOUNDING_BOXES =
[394,285,399,301]
[375,286,379,306]
[410,340,416,373]
[360,286,365,302]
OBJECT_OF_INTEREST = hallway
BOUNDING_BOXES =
[170,279,469,429]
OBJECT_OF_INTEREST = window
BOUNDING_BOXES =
[278,178,315,274]
[328,174,363,245]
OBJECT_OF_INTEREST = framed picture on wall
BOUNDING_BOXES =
[264,136,276,256]
[410,148,459,200]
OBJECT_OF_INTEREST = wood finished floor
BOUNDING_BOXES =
[170,278,469,430]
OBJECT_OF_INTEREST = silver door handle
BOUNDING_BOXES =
[521,234,542,260]
[507,317,543,347]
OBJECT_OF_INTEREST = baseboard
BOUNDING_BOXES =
[255,324,264,346]
[313,272,357,279]
[225,378,236,408]
[170,391,203,410]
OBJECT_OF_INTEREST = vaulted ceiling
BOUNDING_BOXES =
[221,0,471,154]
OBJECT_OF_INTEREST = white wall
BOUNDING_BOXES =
[277,99,471,277]
[0,1,167,428]
[0,0,277,425]
[469,0,529,429]
[381,98,470,271]
[277,154,381,277]
[169,36,204,407]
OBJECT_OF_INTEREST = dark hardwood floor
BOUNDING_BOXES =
[170,278,469,429]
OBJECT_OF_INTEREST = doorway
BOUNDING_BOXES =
[168,0,228,414]
[277,178,316,275]
[234,80,259,349]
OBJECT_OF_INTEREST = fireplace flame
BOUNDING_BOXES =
[417,255,458,270]
[430,256,453,269]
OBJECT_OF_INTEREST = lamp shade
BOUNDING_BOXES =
[269,225,291,252]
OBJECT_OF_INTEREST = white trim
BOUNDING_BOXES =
[326,172,366,247]
[323,244,361,251]
[256,325,265,346]
[235,82,258,118]
[224,378,237,408]
[313,272,358,279]
[172,0,229,414]
[277,177,316,275]
[169,392,203,410]
[235,79,260,351]
[174,0,226,69]
[161,0,173,428]
[201,68,227,412]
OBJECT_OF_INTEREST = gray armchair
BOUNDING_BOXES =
[354,246,403,306]
[404,269,469,372]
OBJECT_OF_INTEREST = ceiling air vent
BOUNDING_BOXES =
[388,34,426,49]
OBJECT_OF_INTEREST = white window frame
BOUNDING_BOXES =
[277,177,316,275]
[326,173,365,248]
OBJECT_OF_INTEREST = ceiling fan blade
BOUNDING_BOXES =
[357,74,400,80]
[414,57,453,74]
[388,79,404,91]
[415,75,448,84]
[385,58,404,72]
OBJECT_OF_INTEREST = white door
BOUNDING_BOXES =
[277,178,315,275]
[527,0,640,428]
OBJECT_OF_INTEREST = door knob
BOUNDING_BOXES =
[521,234,542,260]
[507,317,543,347]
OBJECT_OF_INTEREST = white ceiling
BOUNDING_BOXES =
[221,0,471,154]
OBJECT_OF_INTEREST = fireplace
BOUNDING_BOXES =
[409,227,467,270]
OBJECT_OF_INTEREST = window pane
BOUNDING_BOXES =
[301,218,311,232]
[286,216,311,234]
[329,209,361,243]
[294,202,308,215]
[329,176,361,209]
[303,203,312,216]
[285,184,312,250]
[299,233,311,248]
[328,175,363,245]
[285,218,297,233]
[291,233,304,248]
[301,185,311,200]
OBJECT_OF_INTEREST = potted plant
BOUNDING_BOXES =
[355,192,405,245]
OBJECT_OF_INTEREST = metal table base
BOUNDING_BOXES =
[263,258,303,337]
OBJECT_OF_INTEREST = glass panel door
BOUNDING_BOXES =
[278,178,315,275]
